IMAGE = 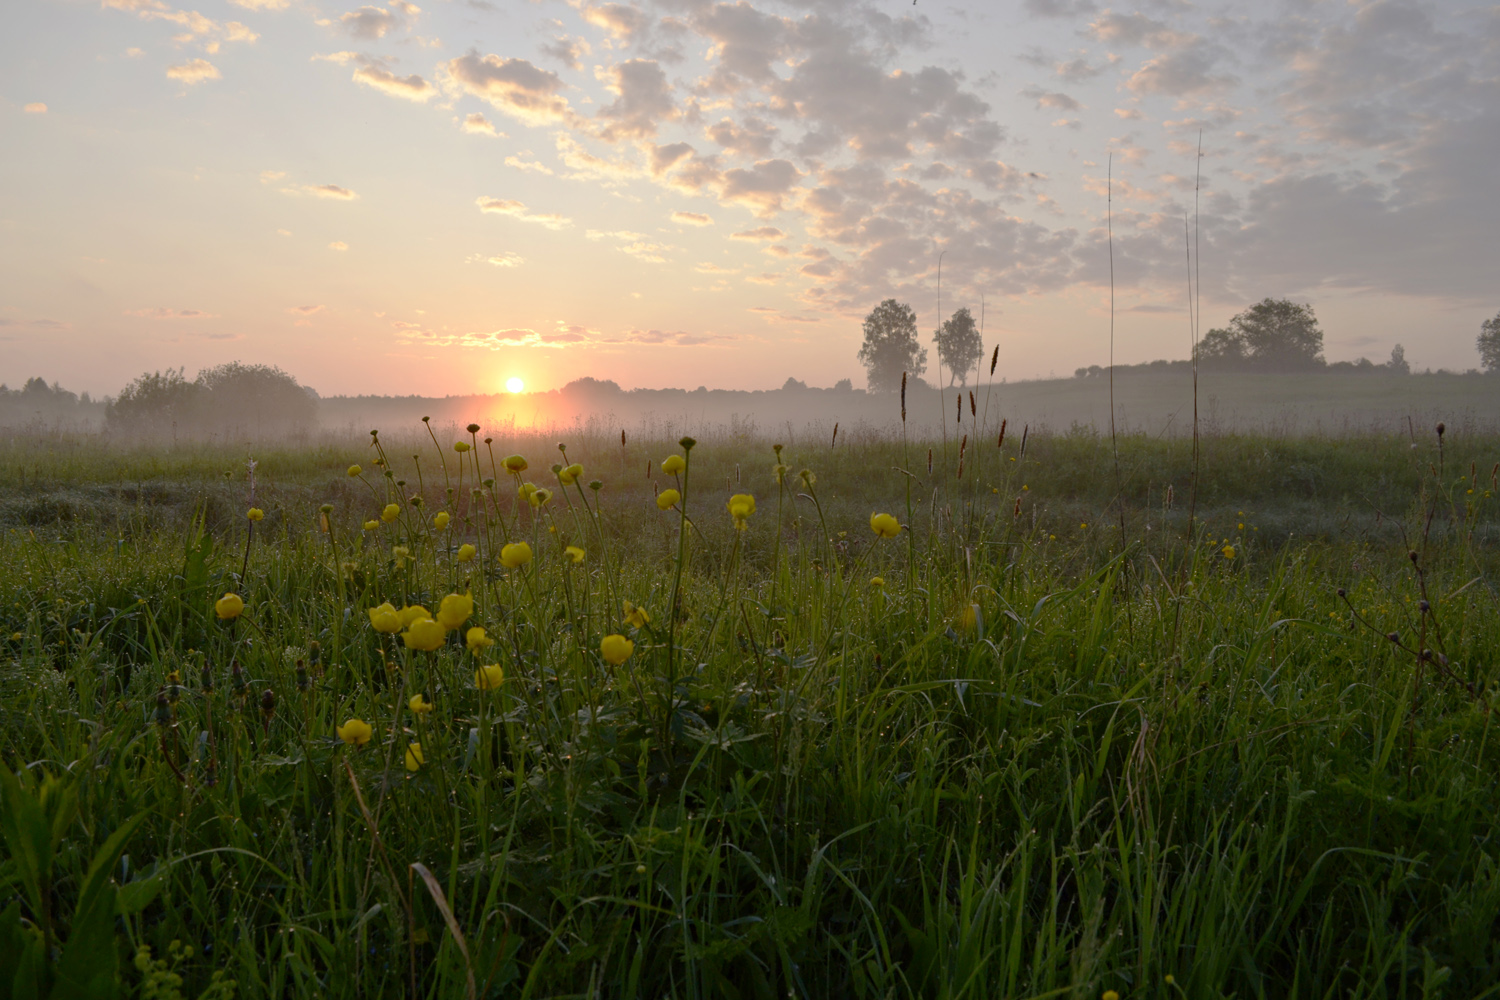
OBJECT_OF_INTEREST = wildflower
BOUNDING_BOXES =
[246,508,264,522]
[1102,993,1119,1000]
[727,493,756,529]
[623,600,650,628]
[474,663,505,690]
[1222,545,1236,560]
[363,519,380,531]
[529,487,552,507]
[799,469,816,487]
[467,423,480,434]
[518,482,537,504]
[600,634,634,665]
[456,543,476,562]
[500,542,533,568]
[869,576,885,588]
[558,463,584,485]
[402,617,446,652]
[408,693,433,715]
[436,592,473,631]
[656,489,681,510]
[337,718,372,746]
[381,503,400,523]
[454,441,471,453]
[398,604,430,627]
[347,464,362,477]
[434,511,450,530]
[773,463,788,484]
[466,626,493,653]
[215,592,244,620]
[870,513,900,539]
[1080,522,1088,530]
[502,455,528,473]
[565,545,586,563]
[662,455,686,475]
[405,743,424,771]
[392,545,410,568]
[368,602,402,633]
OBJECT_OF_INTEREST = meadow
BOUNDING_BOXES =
[1,417,1498,999]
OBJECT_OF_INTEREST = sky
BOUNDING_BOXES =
[2,0,1497,397]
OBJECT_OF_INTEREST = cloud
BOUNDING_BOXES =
[540,35,586,70]
[595,59,675,141]
[504,154,553,174]
[461,112,498,136]
[731,226,785,241]
[1127,43,1235,97]
[166,59,220,84]
[124,307,216,318]
[259,169,286,183]
[228,0,288,9]
[23,103,47,114]
[705,116,776,158]
[466,252,524,267]
[618,241,671,263]
[694,262,736,274]
[672,211,712,226]
[443,54,572,126]
[1086,11,1188,49]
[286,305,323,314]
[1023,0,1096,17]
[719,158,800,217]
[279,183,359,200]
[353,65,436,101]
[341,5,401,40]
[582,3,646,42]
[475,196,572,230]
[329,241,349,250]
[1021,87,1082,112]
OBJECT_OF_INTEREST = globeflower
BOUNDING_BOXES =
[246,508,264,522]
[435,592,473,631]
[623,600,650,629]
[402,617,446,652]
[408,693,433,715]
[564,545,585,563]
[869,576,885,588]
[215,592,244,620]
[337,718,372,746]
[465,626,493,653]
[870,513,900,538]
[433,511,450,530]
[500,542,533,569]
[529,487,552,507]
[518,482,537,504]
[455,543,476,562]
[558,463,584,485]
[398,605,430,627]
[656,489,680,511]
[661,454,686,476]
[454,441,471,453]
[474,663,504,691]
[381,503,400,523]
[1223,545,1236,560]
[368,602,402,633]
[347,464,362,477]
[363,520,380,532]
[600,634,634,665]
[502,455,528,474]
[727,493,755,529]
[405,743,424,771]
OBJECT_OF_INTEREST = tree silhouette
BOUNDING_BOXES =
[857,299,926,392]
[934,307,982,386]
[1479,311,1500,374]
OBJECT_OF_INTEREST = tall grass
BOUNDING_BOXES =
[1,421,1498,998]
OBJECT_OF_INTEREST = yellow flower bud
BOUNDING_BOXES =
[870,513,900,538]
[502,455,528,473]
[600,634,633,665]
[656,488,680,510]
[405,742,424,771]
[246,507,264,522]
[381,503,400,523]
[474,663,505,690]
[435,592,473,631]
[433,511,450,530]
[215,592,244,620]
[466,626,493,653]
[337,718,372,746]
[500,542,533,568]
[408,693,433,715]
[453,441,471,452]
[368,602,402,633]
[363,519,380,532]
[347,464,362,477]
[402,617,445,652]
[564,545,585,563]
[456,543,476,562]
[661,455,685,476]
[558,463,584,485]
[398,605,430,626]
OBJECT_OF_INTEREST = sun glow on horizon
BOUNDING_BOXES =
[505,376,525,394]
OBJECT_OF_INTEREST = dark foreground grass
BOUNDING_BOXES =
[1,424,1498,999]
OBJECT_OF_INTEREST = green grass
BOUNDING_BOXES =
[1,423,1498,999]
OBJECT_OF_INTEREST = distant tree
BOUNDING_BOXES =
[196,362,316,436]
[857,299,926,393]
[107,368,202,436]
[1197,327,1248,366]
[1387,344,1410,375]
[781,376,809,391]
[934,307,982,387]
[1479,311,1500,373]
[832,378,853,391]
[1197,299,1324,370]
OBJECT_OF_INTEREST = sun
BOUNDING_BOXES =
[505,376,525,393]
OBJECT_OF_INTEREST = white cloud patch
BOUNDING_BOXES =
[280,183,359,200]
[672,211,712,226]
[443,54,573,126]
[23,103,48,114]
[353,64,436,102]
[461,112,499,136]
[466,252,524,267]
[125,306,216,318]
[166,58,220,84]
[475,197,572,230]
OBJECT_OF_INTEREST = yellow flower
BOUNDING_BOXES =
[558,463,584,485]
[214,592,244,620]
[565,545,586,563]
[347,464,362,477]
[466,626,493,653]
[1102,992,1119,1000]
[453,441,471,453]
[337,718,372,746]
[408,693,433,715]
[600,634,634,665]
[870,513,900,539]
[436,592,473,631]
[869,576,885,588]
[623,600,650,628]
[381,503,400,523]
[1080,522,1088,529]
[402,617,446,651]
[456,543,476,562]
[433,511,450,530]
[1222,545,1236,559]
[398,604,430,627]
[661,455,685,475]
[363,519,380,532]
[502,455,528,473]
[656,488,681,510]
[518,482,537,504]
[474,663,505,690]
[529,487,552,508]
[500,541,533,568]
[392,545,410,568]
[404,742,424,771]
[368,602,402,633]
[773,463,788,484]
[727,493,756,529]
[246,507,264,522]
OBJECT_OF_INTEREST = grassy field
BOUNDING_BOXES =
[1,420,1498,999]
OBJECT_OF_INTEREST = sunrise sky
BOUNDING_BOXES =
[2,0,1496,397]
